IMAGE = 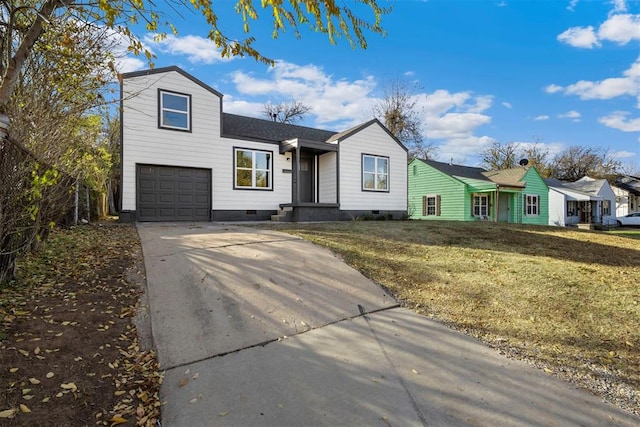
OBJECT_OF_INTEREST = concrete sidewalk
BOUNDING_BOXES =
[138,223,639,427]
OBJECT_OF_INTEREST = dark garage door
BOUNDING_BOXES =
[137,165,211,221]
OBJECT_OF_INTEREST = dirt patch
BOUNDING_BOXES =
[0,223,161,426]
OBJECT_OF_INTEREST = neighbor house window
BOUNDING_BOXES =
[525,194,539,216]
[423,195,441,216]
[473,194,489,217]
[234,148,272,190]
[362,154,389,191]
[567,200,577,216]
[602,200,611,216]
[159,90,191,131]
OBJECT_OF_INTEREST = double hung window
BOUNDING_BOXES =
[473,195,489,217]
[235,148,272,190]
[525,194,539,216]
[159,90,191,131]
[362,155,389,191]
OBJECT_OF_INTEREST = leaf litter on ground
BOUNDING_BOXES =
[0,222,162,426]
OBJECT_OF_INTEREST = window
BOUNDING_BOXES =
[362,155,389,191]
[234,148,272,190]
[567,200,577,216]
[602,200,611,215]
[473,194,489,217]
[525,194,539,216]
[159,90,191,131]
[422,195,441,216]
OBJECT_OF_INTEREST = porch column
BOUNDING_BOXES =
[494,187,499,222]
[294,145,301,204]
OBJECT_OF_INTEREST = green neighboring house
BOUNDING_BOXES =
[408,158,549,225]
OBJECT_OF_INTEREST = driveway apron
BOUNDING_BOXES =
[138,223,639,427]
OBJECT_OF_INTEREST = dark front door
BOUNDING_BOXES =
[299,157,314,203]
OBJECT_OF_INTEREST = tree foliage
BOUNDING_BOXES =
[480,140,621,180]
[480,139,552,177]
[549,146,621,181]
[0,0,389,111]
[264,100,311,124]
[371,79,433,160]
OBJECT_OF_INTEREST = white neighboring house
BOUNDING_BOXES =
[120,66,408,222]
[612,175,640,217]
[546,177,616,227]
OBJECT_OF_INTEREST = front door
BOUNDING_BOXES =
[299,157,314,203]
[498,193,510,222]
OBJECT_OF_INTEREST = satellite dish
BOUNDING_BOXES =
[519,158,529,166]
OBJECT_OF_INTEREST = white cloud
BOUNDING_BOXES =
[544,84,564,94]
[611,150,636,159]
[611,0,627,13]
[598,111,640,132]
[227,61,495,159]
[502,101,512,109]
[598,14,640,45]
[435,135,497,166]
[558,9,640,48]
[558,110,582,120]
[413,89,495,161]
[143,34,232,64]
[534,115,549,121]
[557,26,600,48]
[229,61,376,127]
[115,56,146,74]
[567,0,579,11]
[546,56,640,103]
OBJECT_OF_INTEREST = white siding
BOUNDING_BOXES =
[122,70,291,212]
[338,124,407,210]
[597,183,617,225]
[548,189,567,226]
[613,186,629,217]
[318,152,337,203]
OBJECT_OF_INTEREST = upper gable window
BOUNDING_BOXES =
[159,90,191,131]
[362,154,389,192]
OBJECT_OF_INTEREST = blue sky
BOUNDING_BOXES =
[116,0,640,170]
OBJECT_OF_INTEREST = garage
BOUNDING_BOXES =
[137,165,211,221]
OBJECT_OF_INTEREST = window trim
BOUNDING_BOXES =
[472,193,489,218]
[525,194,540,216]
[422,194,441,216]
[233,147,274,191]
[602,200,611,216]
[361,153,390,193]
[158,89,192,132]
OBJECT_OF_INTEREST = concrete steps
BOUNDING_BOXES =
[271,207,293,222]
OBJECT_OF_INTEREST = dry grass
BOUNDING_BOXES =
[266,221,640,391]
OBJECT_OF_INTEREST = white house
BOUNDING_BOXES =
[612,175,640,217]
[546,177,616,227]
[120,66,408,222]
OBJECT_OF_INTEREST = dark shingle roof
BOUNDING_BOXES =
[418,158,490,181]
[615,175,640,195]
[222,113,336,144]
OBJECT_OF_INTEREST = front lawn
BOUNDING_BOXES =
[267,220,640,416]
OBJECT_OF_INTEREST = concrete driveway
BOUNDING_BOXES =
[138,223,639,427]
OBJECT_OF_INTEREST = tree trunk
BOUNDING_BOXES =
[0,0,68,111]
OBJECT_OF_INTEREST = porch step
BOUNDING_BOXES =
[271,208,293,222]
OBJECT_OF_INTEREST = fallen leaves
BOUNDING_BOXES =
[0,408,16,418]
[0,224,162,426]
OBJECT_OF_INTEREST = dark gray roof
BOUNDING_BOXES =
[615,175,640,195]
[418,158,490,181]
[222,113,336,144]
[544,178,567,188]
